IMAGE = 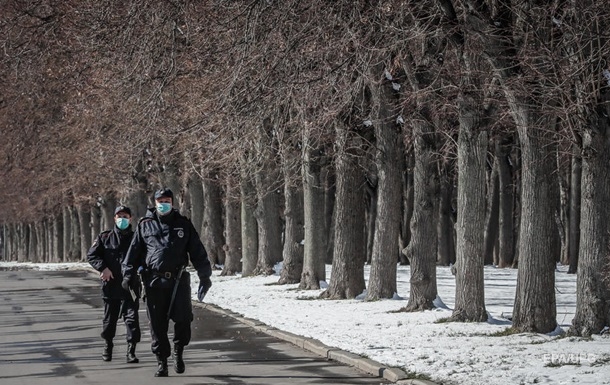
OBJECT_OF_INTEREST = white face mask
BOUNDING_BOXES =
[115,217,130,230]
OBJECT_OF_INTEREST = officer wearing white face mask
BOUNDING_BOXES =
[87,205,142,364]
[122,188,212,377]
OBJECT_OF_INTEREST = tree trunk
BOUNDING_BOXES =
[300,131,327,289]
[496,136,515,268]
[278,183,304,284]
[62,206,72,261]
[189,176,205,238]
[27,223,37,262]
[320,123,367,300]
[254,188,282,275]
[365,185,377,265]
[240,174,258,277]
[452,83,488,322]
[253,120,283,275]
[437,168,455,266]
[570,111,610,336]
[568,148,582,274]
[366,68,404,300]
[401,119,439,311]
[17,223,28,262]
[160,161,182,212]
[400,149,415,265]
[53,215,64,262]
[202,176,226,267]
[221,181,242,276]
[69,205,81,261]
[126,189,148,221]
[511,107,558,333]
[483,156,499,265]
[91,204,101,245]
[101,194,116,232]
[323,166,335,265]
[77,203,92,262]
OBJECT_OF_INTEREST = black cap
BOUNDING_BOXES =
[114,205,132,216]
[153,188,174,200]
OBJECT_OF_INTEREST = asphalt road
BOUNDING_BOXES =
[0,268,390,385]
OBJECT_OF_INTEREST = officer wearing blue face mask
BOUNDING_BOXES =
[87,205,141,364]
[122,188,212,377]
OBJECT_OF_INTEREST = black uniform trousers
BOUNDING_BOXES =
[101,297,141,343]
[145,273,193,359]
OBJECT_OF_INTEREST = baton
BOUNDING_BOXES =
[167,265,186,321]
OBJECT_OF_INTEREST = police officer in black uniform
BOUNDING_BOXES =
[87,205,141,363]
[122,188,212,377]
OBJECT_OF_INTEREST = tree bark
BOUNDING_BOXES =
[483,156,499,265]
[365,185,377,265]
[202,176,226,267]
[62,206,72,261]
[400,149,415,265]
[401,119,439,311]
[253,120,283,275]
[366,68,404,300]
[240,174,258,277]
[77,203,92,262]
[511,107,558,333]
[53,215,64,262]
[452,85,488,322]
[570,108,610,336]
[323,166,335,265]
[496,136,515,268]
[437,168,455,266]
[320,123,368,300]
[101,194,116,232]
[91,204,101,246]
[278,183,304,284]
[300,130,327,289]
[568,148,582,274]
[221,181,242,276]
[188,176,205,238]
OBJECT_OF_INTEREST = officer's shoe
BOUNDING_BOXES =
[126,343,139,364]
[102,341,113,362]
[173,345,185,374]
[155,356,169,377]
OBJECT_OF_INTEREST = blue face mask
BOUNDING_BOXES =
[115,217,130,230]
[156,202,172,215]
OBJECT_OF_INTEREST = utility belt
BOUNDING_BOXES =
[149,270,180,280]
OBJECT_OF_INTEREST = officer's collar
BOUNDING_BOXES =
[157,210,175,223]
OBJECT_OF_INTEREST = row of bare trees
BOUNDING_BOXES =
[1,0,609,336]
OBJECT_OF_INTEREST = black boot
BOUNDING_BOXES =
[155,356,168,377]
[102,341,113,362]
[173,345,185,374]
[126,342,139,363]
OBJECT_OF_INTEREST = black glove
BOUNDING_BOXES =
[197,276,212,302]
[121,275,132,292]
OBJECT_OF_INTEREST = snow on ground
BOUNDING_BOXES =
[2,261,609,385]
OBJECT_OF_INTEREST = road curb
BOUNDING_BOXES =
[196,301,440,385]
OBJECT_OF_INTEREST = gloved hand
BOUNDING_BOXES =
[121,275,132,292]
[197,276,212,302]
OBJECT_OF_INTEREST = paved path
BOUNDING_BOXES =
[0,269,390,385]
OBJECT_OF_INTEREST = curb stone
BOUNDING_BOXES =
[197,301,440,385]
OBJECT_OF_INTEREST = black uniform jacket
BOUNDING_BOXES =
[87,227,134,300]
[122,208,212,289]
